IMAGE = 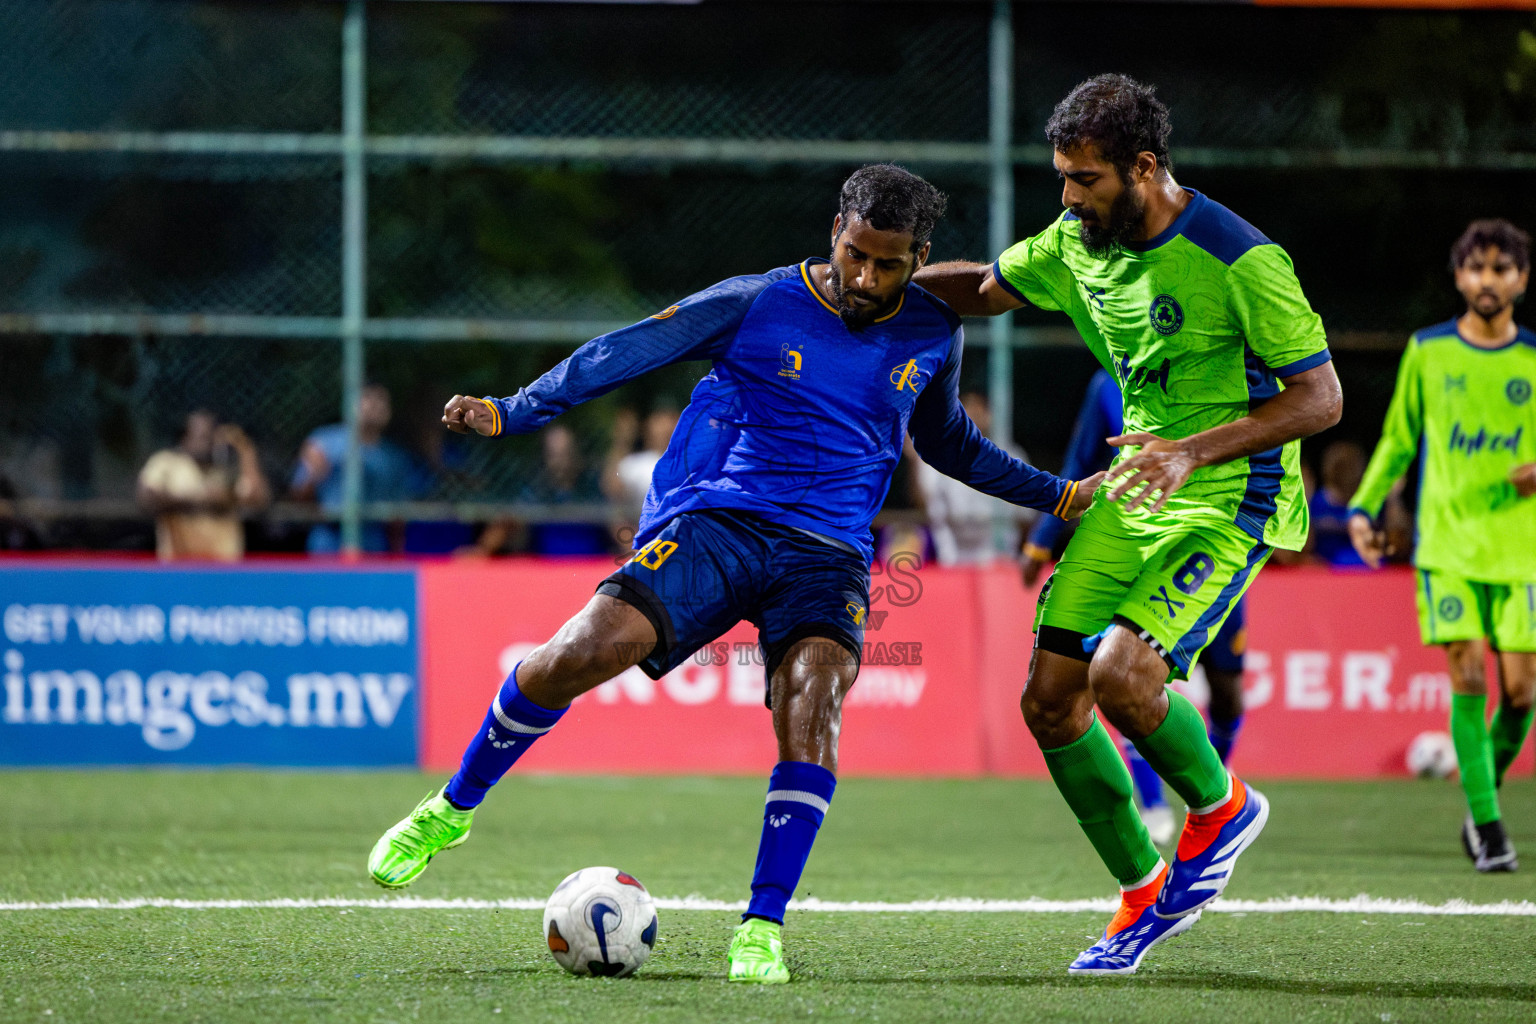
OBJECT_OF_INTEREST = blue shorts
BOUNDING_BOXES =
[597,510,870,707]
[1199,595,1246,674]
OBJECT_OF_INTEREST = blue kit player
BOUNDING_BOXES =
[366,165,1101,983]
[1021,369,1249,846]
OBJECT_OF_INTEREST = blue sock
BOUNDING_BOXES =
[744,761,837,925]
[1123,740,1166,809]
[443,663,565,810]
[1208,714,1243,765]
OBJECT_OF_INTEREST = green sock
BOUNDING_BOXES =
[1131,689,1229,809]
[1450,693,1500,825]
[1490,702,1534,788]
[1041,714,1161,887]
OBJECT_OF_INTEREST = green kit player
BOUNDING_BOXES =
[917,74,1341,974]
[1349,219,1536,873]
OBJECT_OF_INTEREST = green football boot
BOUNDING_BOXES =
[367,790,473,889]
[727,917,790,984]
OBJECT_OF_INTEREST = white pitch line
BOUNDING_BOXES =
[0,895,1532,916]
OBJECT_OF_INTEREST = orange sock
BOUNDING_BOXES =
[1177,775,1248,861]
[1106,862,1167,937]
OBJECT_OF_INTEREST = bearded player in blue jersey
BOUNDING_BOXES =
[366,165,1101,983]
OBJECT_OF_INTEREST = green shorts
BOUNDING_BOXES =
[1034,498,1271,676]
[1415,569,1536,651]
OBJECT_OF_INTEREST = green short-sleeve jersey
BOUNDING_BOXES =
[1350,322,1536,583]
[994,190,1330,551]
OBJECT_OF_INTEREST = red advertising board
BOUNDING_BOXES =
[418,560,1531,779]
[418,558,986,776]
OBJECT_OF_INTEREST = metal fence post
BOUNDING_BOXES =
[340,0,367,554]
[988,0,1016,551]
[988,0,1014,448]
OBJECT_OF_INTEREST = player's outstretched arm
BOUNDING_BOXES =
[1348,335,1426,533]
[456,272,781,438]
[909,328,1091,518]
[1105,361,1343,513]
[912,261,1025,318]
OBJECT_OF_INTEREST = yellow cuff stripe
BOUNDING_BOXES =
[478,397,501,436]
[1052,480,1078,519]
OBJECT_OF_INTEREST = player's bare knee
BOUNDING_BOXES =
[1499,653,1536,708]
[1020,684,1093,745]
[778,646,853,714]
[774,640,855,741]
[1445,641,1488,694]
[1089,631,1169,738]
[1021,651,1095,744]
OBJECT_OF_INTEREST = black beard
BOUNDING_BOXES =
[827,258,902,328]
[1470,292,1508,320]
[1077,185,1147,259]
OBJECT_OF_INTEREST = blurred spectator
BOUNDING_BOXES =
[605,406,679,512]
[137,409,270,561]
[916,391,1036,565]
[402,388,478,555]
[290,383,418,554]
[877,436,935,566]
[476,424,612,556]
[1308,441,1375,567]
[0,473,47,550]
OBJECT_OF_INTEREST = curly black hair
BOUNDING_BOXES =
[1045,74,1173,177]
[1450,218,1530,273]
[838,164,948,252]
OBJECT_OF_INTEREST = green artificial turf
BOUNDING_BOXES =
[2,771,1534,1023]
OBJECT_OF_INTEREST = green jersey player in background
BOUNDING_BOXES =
[917,74,1342,974]
[1349,219,1536,873]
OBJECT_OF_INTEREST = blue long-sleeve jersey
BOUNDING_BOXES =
[1027,368,1124,554]
[481,259,1075,563]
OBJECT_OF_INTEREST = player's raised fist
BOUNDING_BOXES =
[443,394,499,437]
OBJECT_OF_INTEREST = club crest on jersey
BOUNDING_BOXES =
[779,344,803,380]
[1438,596,1464,622]
[1148,294,1183,336]
[890,359,928,392]
[1508,378,1532,406]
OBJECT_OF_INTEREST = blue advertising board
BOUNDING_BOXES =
[0,566,418,766]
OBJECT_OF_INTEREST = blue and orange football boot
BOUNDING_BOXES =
[1155,773,1269,919]
[1069,863,1199,975]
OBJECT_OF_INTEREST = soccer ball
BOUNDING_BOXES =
[1406,730,1457,779]
[542,866,659,978]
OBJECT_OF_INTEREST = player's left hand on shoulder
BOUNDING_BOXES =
[1510,462,1536,498]
[1104,432,1197,513]
[1064,471,1105,519]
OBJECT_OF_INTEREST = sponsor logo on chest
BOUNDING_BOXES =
[1116,354,1172,393]
[1448,421,1524,457]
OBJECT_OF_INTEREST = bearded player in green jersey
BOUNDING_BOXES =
[917,74,1341,974]
[1349,219,1536,873]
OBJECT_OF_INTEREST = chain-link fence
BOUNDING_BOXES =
[2,0,1535,553]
